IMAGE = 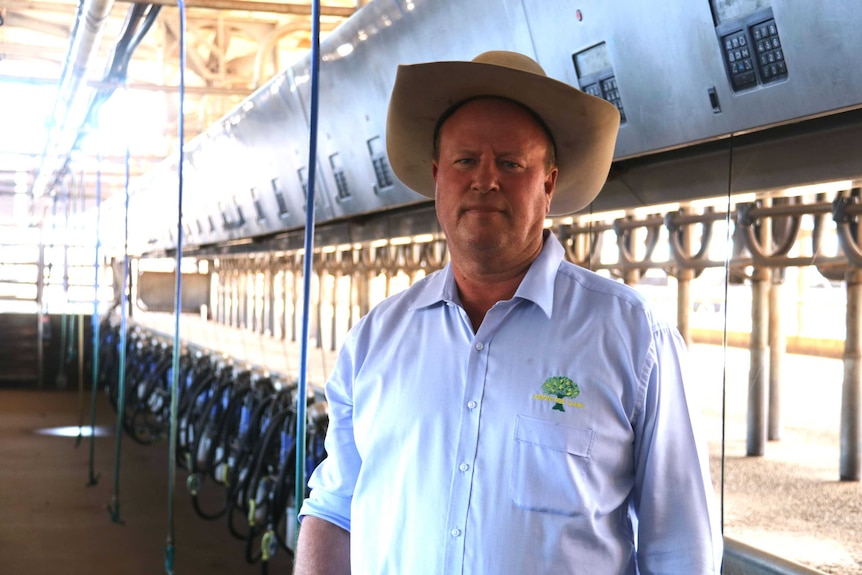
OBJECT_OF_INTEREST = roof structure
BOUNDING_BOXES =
[0,0,362,226]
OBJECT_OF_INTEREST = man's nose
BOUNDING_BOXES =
[471,158,500,193]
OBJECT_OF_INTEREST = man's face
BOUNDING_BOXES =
[432,98,558,273]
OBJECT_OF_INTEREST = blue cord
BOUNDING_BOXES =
[165,0,187,572]
[110,92,132,524]
[87,153,103,487]
[295,0,322,547]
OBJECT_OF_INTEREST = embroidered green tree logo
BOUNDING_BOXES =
[542,376,580,412]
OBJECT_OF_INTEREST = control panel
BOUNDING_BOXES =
[573,42,626,123]
[712,1,788,92]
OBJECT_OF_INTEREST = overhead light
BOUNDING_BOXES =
[782,180,853,198]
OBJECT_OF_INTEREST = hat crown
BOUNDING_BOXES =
[472,51,548,78]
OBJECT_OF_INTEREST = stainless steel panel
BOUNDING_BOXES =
[596,109,862,213]
[288,0,538,219]
[524,0,862,158]
[118,0,862,255]
[120,162,178,255]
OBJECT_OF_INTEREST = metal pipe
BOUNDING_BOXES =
[348,269,355,331]
[723,537,830,575]
[748,266,770,456]
[330,271,339,352]
[267,264,275,336]
[769,270,785,441]
[676,221,695,347]
[217,268,225,324]
[30,0,116,201]
[841,267,862,481]
[116,0,356,17]
[240,268,249,330]
[36,241,45,389]
[280,268,288,340]
[315,269,324,349]
[291,267,299,342]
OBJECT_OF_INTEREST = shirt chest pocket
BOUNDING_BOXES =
[510,415,596,517]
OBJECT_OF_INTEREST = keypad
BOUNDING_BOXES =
[600,77,626,122]
[583,76,626,123]
[752,18,787,82]
[722,30,756,90]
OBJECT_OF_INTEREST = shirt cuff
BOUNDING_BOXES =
[298,490,352,532]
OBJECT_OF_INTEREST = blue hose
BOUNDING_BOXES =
[87,154,103,487]
[165,0,187,571]
[109,104,132,524]
[295,0,322,547]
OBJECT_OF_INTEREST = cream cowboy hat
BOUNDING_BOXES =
[386,50,621,216]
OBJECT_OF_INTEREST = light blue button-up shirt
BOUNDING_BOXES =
[300,232,722,574]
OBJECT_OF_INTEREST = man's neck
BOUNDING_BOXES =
[451,261,531,332]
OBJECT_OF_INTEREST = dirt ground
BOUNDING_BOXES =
[693,345,862,574]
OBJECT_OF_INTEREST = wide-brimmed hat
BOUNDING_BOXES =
[386,50,620,216]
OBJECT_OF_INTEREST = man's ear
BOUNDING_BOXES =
[544,167,558,213]
[432,160,439,182]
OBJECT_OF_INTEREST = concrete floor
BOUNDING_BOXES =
[3,327,862,574]
[0,389,294,575]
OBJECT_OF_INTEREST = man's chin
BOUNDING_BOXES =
[455,235,503,255]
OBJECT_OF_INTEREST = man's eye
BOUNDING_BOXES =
[455,158,475,165]
[502,161,521,169]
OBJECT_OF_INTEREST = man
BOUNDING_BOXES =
[295,51,722,574]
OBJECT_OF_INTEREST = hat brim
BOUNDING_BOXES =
[386,59,620,216]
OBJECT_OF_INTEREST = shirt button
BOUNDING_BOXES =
[467,400,477,410]
[459,462,469,472]
[474,342,484,351]
[451,528,462,537]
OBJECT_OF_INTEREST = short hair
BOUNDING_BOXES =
[431,96,558,172]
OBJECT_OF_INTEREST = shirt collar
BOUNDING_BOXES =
[409,230,564,318]
[513,229,564,318]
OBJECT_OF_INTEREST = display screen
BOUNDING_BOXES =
[574,42,611,79]
[711,0,771,24]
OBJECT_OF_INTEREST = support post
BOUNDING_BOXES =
[266,264,275,336]
[330,271,339,352]
[230,268,239,328]
[348,269,356,331]
[239,268,249,330]
[677,219,695,348]
[291,266,300,342]
[216,268,225,325]
[748,266,770,456]
[841,267,862,481]
[769,269,786,441]
[280,269,288,341]
[314,270,323,349]
[250,269,258,333]
[358,271,372,318]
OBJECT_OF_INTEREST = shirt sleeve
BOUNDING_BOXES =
[297,326,363,532]
[632,325,724,574]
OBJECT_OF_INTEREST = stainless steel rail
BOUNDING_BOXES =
[723,537,829,575]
